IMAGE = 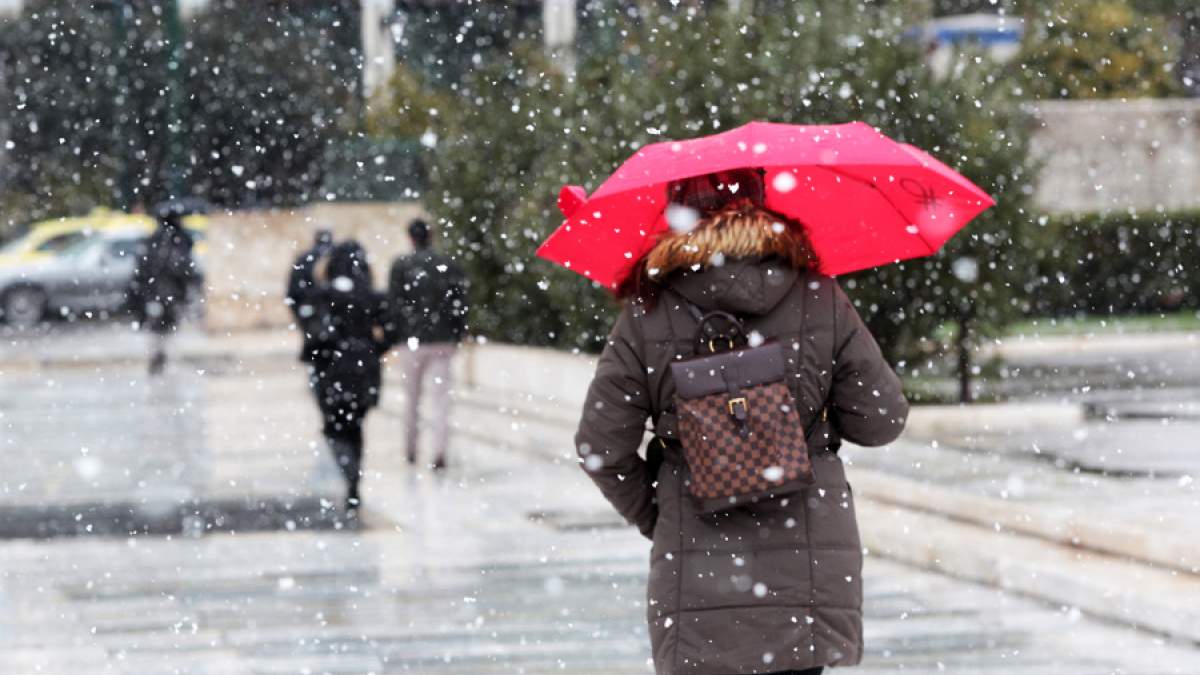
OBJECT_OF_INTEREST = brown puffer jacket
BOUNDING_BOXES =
[575,257,909,674]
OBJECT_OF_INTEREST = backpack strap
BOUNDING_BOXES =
[653,279,833,445]
[651,289,704,441]
[663,288,702,359]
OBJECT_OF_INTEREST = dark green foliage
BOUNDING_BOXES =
[319,137,425,202]
[1133,0,1200,96]
[844,53,1037,364]
[0,0,362,224]
[425,48,609,349]
[1027,210,1200,316]
[0,1,136,224]
[417,2,1036,359]
[1016,0,1181,99]
[185,1,361,207]
[932,1,998,14]
[365,63,455,139]
[392,2,541,88]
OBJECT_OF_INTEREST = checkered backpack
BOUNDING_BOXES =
[668,302,816,514]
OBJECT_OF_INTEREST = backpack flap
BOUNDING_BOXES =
[672,341,788,398]
[669,340,815,514]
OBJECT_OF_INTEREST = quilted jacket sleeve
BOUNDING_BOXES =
[574,306,657,538]
[829,283,910,446]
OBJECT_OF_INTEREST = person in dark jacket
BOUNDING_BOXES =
[129,203,197,375]
[291,240,389,514]
[285,229,334,360]
[574,170,910,675]
[387,219,468,470]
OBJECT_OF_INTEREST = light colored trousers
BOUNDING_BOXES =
[402,344,457,459]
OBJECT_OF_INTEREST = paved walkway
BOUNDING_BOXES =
[0,362,343,537]
[2,360,1199,673]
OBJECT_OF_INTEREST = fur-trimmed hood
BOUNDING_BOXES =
[643,206,810,283]
[637,205,811,315]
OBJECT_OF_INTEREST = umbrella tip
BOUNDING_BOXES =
[558,185,588,218]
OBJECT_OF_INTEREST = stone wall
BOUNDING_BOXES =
[1030,99,1200,214]
[203,202,426,331]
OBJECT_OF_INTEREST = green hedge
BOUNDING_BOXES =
[1027,210,1200,316]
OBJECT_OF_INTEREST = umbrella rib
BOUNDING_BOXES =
[816,165,940,255]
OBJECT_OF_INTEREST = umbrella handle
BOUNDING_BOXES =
[557,185,588,218]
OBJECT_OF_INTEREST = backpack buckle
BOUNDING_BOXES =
[727,396,747,417]
[707,338,735,354]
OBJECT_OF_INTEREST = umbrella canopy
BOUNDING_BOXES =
[536,121,994,290]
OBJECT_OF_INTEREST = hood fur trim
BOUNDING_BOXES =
[644,205,812,280]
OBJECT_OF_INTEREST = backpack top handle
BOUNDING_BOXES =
[692,309,748,354]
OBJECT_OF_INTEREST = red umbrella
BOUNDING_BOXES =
[536,121,994,290]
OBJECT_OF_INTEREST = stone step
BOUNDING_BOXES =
[847,464,1200,574]
[449,385,1200,646]
[859,498,1200,644]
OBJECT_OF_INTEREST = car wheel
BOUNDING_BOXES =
[3,286,47,329]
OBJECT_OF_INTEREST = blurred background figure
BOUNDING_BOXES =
[290,239,389,516]
[286,228,334,360]
[128,199,199,375]
[387,219,468,470]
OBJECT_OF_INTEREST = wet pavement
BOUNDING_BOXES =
[2,355,1200,673]
[0,365,343,537]
[5,512,1199,674]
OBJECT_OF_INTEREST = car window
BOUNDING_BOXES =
[35,232,86,253]
[0,238,24,255]
[61,235,101,258]
[108,238,144,260]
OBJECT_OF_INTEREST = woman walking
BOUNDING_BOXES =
[573,169,909,673]
[291,240,389,515]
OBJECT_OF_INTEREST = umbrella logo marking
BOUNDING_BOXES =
[900,178,939,209]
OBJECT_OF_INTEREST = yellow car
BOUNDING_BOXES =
[0,208,208,267]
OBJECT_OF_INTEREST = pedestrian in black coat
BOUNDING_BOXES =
[285,229,334,361]
[129,207,197,375]
[290,240,389,514]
